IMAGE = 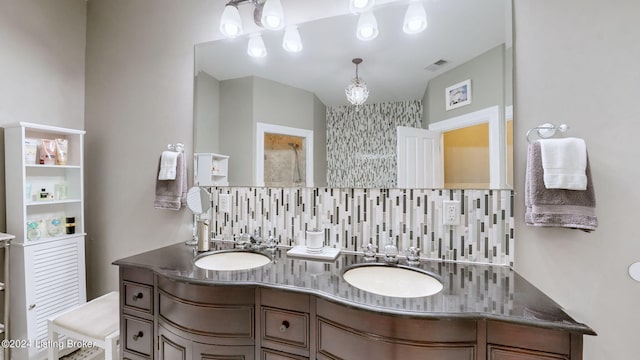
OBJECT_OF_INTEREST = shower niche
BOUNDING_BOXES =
[264,134,306,187]
[256,122,314,187]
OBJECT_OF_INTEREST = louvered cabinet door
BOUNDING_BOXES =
[24,237,87,345]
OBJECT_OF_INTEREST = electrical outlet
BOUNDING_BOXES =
[442,200,461,225]
[218,194,231,213]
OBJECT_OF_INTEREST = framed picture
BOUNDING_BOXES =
[445,79,472,111]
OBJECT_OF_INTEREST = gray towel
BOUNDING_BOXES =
[154,151,186,210]
[525,141,598,232]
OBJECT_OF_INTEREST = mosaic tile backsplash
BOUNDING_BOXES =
[326,100,422,188]
[208,187,514,266]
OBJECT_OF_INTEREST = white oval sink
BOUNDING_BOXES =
[194,251,271,271]
[343,265,443,298]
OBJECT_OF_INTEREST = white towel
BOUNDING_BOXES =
[539,137,587,190]
[158,151,179,180]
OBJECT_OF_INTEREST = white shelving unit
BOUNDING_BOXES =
[4,122,86,360]
[195,152,229,186]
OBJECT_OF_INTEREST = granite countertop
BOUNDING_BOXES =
[113,240,595,335]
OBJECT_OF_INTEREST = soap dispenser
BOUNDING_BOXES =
[196,219,210,252]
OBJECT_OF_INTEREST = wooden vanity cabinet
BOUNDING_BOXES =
[486,321,582,360]
[120,267,155,360]
[316,298,477,360]
[258,288,313,359]
[117,269,585,360]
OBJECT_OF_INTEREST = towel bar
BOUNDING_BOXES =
[526,123,569,143]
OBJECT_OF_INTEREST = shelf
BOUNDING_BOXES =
[21,233,86,246]
[25,164,81,169]
[26,199,81,207]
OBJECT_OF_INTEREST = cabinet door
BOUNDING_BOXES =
[158,324,191,360]
[489,345,569,360]
[25,237,86,343]
[262,348,307,360]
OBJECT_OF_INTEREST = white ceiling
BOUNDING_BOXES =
[196,0,509,106]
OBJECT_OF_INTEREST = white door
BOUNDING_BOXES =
[397,127,443,188]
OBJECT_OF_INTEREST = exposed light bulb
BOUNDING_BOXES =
[349,0,375,13]
[247,33,267,58]
[356,12,378,41]
[261,0,285,30]
[219,4,243,38]
[282,26,303,53]
[403,2,428,34]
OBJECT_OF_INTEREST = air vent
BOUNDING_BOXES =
[425,59,449,72]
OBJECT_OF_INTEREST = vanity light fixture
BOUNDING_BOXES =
[345,58,370,110]
[247,33,267,58]
[356,11,379,41]
[349,0,375,13]
[219,0,293,58]
[261,0,285,30]
[219,0,285,37]
[282,25,303,53]
[219,3,243,38]
[403,1,428,34]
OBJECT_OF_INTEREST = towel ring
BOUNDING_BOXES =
[526,123,569,143]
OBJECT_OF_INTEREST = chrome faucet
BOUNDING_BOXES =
[362,242,377,261]
[249,230,263,248]
[405,246,421,265]
[383,241,399,264]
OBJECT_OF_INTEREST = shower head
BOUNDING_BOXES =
[288,143,299,148]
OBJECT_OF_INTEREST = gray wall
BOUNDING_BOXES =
[195,71,220,153]
[219,77,255,184]
[513,1,640,358]
[0,0,87,232]
[5,0,638,358]
[215,75,327,186]
[423,44,506,127]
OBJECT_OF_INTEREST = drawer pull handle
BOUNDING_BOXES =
[132,331,144,341]
[279,320,290,333]
[132,292,144,301]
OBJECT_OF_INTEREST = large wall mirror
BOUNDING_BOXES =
[194,0,513,189]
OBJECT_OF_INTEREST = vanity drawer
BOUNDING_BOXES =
[124,281,153,313]
[124,315,153,357]
[261,307,309,352]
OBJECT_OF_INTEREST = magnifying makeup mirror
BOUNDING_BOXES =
[186,186,212,246]
[187,186,212,214]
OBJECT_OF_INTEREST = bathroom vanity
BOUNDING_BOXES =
[114,242,594,360]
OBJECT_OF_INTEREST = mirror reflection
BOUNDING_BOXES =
[194,0,513,189]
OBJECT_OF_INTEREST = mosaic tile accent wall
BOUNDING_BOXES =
[326,100,422,188]
[208,187,514,266]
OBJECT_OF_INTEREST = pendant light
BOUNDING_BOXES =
[219,3,243,38]
[282,25,303,53]
[247,33,267,58]
[345,58,369,110]
[261,0,285,30]
[356,11,379,41]
[403,2,428,34]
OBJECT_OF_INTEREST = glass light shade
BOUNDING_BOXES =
[247,33,267,58]
[356,12,379,41]
[219,4,243,38]
[282,26,303,53]
[345,77,369,107]
[403,2,428,34]
[261,0,285,30]
[349,0,374,13]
